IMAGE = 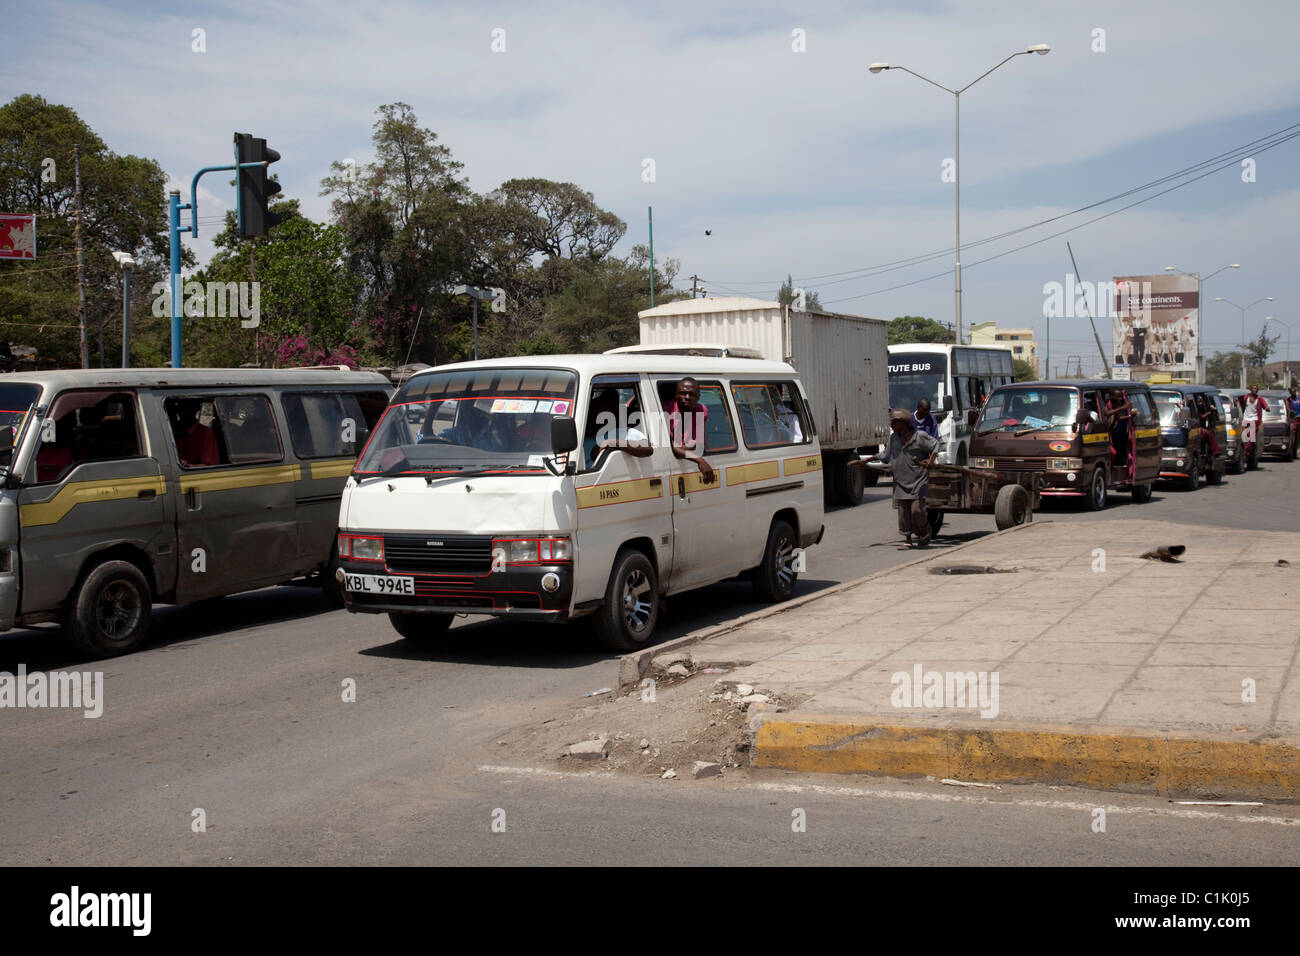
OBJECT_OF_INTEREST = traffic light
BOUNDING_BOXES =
[235,132,282,238]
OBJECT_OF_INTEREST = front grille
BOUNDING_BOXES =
[383,533,493,573]
[993,457,1049,472]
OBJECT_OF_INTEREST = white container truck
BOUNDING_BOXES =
[613,296,890,505]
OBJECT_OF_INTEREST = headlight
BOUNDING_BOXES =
[1047,458,1082,471]
[508,539,539,563]
[349,536,384,561]
[970,457,995,469]
[491,537,573,566]
[1228,427,1237,437]
[540,538,572,561]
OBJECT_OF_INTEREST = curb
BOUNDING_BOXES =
[749,714,1300,802]
[617,518,1046,691]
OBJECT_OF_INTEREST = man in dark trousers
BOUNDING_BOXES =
[866,408,939,547]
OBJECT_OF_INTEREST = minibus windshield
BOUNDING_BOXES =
[976,386,1078,434]
[1153,393,1184,427]
[356,368,577,476]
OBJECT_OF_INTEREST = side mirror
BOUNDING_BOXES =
[551,416,578,454]
[942,394,954,411]
[965,409,979,427]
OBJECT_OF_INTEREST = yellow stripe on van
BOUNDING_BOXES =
[576,477,663,509]
[19,475,167,528]
[1135,427,1160,439]
[783,454,822,477]
[725,460,780,485]
[308,457,356,480]
[180,463,301,494]
[1082,433,1111,444]
[677,471,720,493]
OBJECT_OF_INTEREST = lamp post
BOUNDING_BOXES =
[1264,316,1296,388]
[869,44,1050,345]
[452,285,494,361]
[111,251,134,368]
[1164,263,1238,383]
[1214,296,1274,388]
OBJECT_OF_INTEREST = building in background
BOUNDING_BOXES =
[968,322,1038,370]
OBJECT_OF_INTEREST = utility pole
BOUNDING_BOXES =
[74,144,89,369]
[648,207,655,307]
[690,275,702,298]
[1066,242,1110,378]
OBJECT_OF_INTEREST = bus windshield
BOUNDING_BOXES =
[356,368,577,476]
[888,353,946,412]
[976,386,1079,434]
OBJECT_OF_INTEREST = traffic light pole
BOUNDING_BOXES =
[166,158,270,368]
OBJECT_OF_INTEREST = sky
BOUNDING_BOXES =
[3,0,1298,374]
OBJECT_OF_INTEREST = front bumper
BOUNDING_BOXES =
[339,560,573,619]
[1159,447,1192,478]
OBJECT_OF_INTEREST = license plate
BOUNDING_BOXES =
[344,573,415,595]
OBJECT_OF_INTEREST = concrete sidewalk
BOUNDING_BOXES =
[669,518,1300,799]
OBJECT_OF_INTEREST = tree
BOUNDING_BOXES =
[0,94,179,367]
[1013,358,1037,382]
[1205,351,1245,388]
[1244,328,1279,368]
[888,315,952,345]
[187,200,367,368]
[777,274,822,311]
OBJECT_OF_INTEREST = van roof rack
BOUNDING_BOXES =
[603,343,765,360]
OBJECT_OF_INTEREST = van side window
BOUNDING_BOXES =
[730,381,811,448]
[581,378,648,472]
[282,391,389,459]
[33,390,142,484]
[166,394,282,468]
[1130,390,1155,426]
[655,379,738,454]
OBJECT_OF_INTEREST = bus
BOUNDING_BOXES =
[887,343,1016,465]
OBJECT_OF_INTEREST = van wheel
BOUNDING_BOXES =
[752,520,798,603]
[389,611,453,642]
[1206,462,1223,485]
[594,549,659,651]
[1181,451,1200,491]
[63,559,152,658]
[1086,466,1107,511]
[321,541,345,608]
[994,484,1031,529]
[1131,479,1154,503]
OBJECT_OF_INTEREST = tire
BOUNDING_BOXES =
[62,559,152,658]
[388,611,453,642]
[823,454,844,506]
[842,459,865,505]
[751,519,798,604]
[321,540,345,608]
[1086,466,1107,511]
[1181,451,1200,491]
[1131,479,1153,503]
[594,549,659,651]
[994,484,1031,530]
[1206,461,1223,485]
[861,464,879,488]
[927,510,945,537]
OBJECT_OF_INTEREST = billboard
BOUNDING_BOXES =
[0,214,36,260]
[1111,273,1198,379]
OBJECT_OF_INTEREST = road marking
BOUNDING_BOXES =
[476,765,1299,826]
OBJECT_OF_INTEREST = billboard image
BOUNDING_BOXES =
[0,214,37,260]
[1111,273,1198,378]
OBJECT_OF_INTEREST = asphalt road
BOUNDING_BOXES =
[2,458,1297,865]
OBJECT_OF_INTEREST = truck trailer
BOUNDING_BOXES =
[612,296,890,505]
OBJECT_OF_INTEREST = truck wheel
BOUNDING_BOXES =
[1086,466,1107,511]
[841,459,865,505]
[752,520,798,603]
[822,454,844,505]
[861,464,879,488]
[994,484,1031,530]
[63,559,152,658]
[927,510,945,537]
[594,549,659,651]
[389,611,453,642]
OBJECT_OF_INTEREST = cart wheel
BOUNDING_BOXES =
[994,484,1031,530]
[927,510,944,537]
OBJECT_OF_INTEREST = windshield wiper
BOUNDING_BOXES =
[1014,425,1051,437]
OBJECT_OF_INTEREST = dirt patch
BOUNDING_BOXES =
[497,667,809,779]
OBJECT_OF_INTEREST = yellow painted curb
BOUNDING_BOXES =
[752,715,1300,801]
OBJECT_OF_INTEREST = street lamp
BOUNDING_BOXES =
[1165,263,1238,383]
[1214,296,1274,388]
[1264,316,1297,388]
[870,44,1051,345]
[452,284,494,361]
[111,251,134,368]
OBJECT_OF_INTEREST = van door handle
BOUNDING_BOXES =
[649,478,661,488]
[137,489,157,500]
[186,488,200,510]
[677,477,687,500]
